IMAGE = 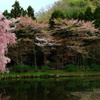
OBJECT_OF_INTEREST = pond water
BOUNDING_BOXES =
[0,77,100,100]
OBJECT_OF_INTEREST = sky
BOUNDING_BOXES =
[0,0,59,13]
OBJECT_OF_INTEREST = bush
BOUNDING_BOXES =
[49,10,65,28]
[13,65,31,72]
[65,64,75,71]
[23,65,31,72]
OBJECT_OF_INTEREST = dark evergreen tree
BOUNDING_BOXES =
[51,10,65,19]
[10,0,21,18]
[84,7,94,21]
[20,8,27,17]
[78,12,85,20]
[3,10,11,19]
[49,10,65,28]
[94,6,100,28]
[71,11,79,20]
[27,5,35,19]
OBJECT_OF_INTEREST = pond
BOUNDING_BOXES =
[0,77,100,100]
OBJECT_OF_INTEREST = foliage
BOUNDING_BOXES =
[13,65,31,72]
[0,12,16,73]
[37,0,98,21]
[3,10,11,19]
[8,15,48,67]
[65,64,75,71]
[91,64,100,71]
[3,1,35,19]
[78,12,85,20]
[70,0,87,7]
[49,10,65,28]
[50,18,99,67]
[27,5,36,20]
[94,6,100,28]
[51,18,99,39]
[41,64,48,71]
[11,0,22,18]
[78,6,100,28]
[20,8,27,17]
[86,41,100,66]
[8,16,35,65]
[32,65,38,70]
[2,0,99,71]
[50,10,65,19]
[47,62,55,69]
[84,7,94,21]
[7,14,100,71]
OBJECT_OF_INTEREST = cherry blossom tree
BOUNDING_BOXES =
[0,12,16,73]
[35,32,55,69]
[50,18,99,68]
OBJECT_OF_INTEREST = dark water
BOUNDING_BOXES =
[0,77,100,100]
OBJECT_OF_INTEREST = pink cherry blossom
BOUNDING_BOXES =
[0,12,16,73]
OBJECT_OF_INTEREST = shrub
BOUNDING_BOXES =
[49,10,65,28]
[65,64,75,71]
[91,63,100,71]
[23,65,31,72]
[13,65,31,72]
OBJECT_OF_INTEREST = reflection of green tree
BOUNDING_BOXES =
[91,82,100,88]
[0,78,100,100]
[41,81,56,88]
[66,81,78,91]
[82,81,90,88]
[14,83,30,90]
[48,86,67,100]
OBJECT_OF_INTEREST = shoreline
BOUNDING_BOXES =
[1,74,100,80]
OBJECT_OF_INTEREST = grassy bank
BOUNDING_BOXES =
[0,70,100,80]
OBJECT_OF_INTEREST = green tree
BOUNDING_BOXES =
[27,5,35,19]
[72,11,79,19]
[20,7,27,17]
[51,10,65,19]
[11,0,21,18]
[49,10,65,28]
[78,12,85,20]
[93,6,100,28]
[3,10,11,19]
[84,7,94,21]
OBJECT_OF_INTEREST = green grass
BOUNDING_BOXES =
[0,70,100,79]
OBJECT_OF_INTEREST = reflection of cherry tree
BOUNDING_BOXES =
[0,92,10,100]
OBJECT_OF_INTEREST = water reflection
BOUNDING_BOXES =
[0,78,100,100]
[71,89,100,100]
[0,90,10,100]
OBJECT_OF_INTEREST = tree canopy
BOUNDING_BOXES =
[27,5,36,19]
[11,0,21,18]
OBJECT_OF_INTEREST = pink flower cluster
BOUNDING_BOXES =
[0,12,16,73]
